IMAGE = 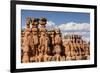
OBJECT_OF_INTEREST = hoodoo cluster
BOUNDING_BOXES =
[21,17,90,63]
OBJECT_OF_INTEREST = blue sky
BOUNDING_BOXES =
[21,9,90,42]
[21,9,90,28]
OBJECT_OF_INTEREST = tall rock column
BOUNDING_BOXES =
[22,17,31,63]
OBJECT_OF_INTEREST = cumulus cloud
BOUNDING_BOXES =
[57,22,90,42]
[62,31,90,36]
[46,21,57,30]
[46,21,55,27]
[58,22,90,31]
[45,21,90,40]
[82,36,90,43]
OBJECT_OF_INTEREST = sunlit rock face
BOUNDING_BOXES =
[21,17,90,63]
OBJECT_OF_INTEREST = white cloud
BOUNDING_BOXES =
[58,22,90,41]
[45,21,90,42]
[46,21,55,27]
[62,31,90,36]
[46,21,57,30]
[58,22,90,31]
[58,22,90,42]
[82,36,90,43]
